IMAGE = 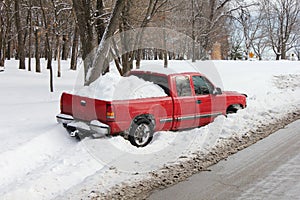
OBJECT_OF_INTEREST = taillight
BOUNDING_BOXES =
[60,93,64,112]
[106,104,115,121]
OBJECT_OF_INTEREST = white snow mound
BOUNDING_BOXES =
[75,72,167,101]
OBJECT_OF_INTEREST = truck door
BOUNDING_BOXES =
[191,76,214,126]
[172,75,197,130]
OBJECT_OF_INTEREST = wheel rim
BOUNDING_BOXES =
[134,123,151,146]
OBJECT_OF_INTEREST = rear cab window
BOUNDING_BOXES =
[130,73,170,96]
[175,76,192,97]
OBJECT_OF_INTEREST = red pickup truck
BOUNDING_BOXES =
[57,70,247,147]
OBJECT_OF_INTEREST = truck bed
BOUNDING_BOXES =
[60,92,174,134]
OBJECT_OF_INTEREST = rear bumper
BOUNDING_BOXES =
[56,113,74,124]
[56,114,110,137]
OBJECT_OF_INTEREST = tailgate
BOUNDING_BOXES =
[61,93,108,122]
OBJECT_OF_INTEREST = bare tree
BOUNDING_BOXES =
[201,0,235,54]
[263,0,300,60]
[72,0,98,79]
[170,0,242,60]
[86,0,126,85]
[233,3,270,60]
[228,24,244,60]
[134,0,169,68]
[40,0,54,92]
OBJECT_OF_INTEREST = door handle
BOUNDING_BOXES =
[196,100,202,104]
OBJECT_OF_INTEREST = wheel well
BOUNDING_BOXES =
[133,114,155,126]
[226,104,243,113]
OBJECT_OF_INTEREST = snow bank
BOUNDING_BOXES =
[75,71,167,101]
[273,74,300,90]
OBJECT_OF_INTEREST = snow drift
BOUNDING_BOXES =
[75,71,167,101]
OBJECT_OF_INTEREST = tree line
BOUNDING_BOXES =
[0,0,299,83]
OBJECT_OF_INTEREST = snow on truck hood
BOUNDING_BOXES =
[74,72,167,101]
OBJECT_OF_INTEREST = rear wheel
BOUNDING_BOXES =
[129,118,154,147]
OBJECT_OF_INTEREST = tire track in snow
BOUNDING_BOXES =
[0,127,77,196]
[1,140,103,200]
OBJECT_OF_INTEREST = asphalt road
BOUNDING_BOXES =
[149,120,300,200]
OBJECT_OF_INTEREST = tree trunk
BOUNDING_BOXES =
[191,0,196,62]
[72,0,98,79]
[1,45,5,66]
[276,54,280,60]
[61,34,68,60]
[56,34,61,77]
[46,39,53,91]
[154,49,158,60]
[4,2,11,61]
[281,44,286,60]
[158,51,163,60]
[276,46,281,60]
[28,0,32,71]
[109,46,123,75]
[135,49,141,69]
[40,0,53,92]
[86,0,126,85]
[96,0,106,44]
[119,0,134,74]
[70,24,79,70]
[162,13,168,68]
[14,0,26,70]
[0,15,3,67]
[163,51,168,68]
[7,40,11,60]
[35,26,41,73]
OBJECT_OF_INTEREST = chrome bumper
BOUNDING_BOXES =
[56,114,74,124]
[56,114,110,137]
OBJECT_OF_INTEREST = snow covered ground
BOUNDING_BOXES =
[0,59,299,199]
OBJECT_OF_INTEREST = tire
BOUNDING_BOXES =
[128,118,154,147]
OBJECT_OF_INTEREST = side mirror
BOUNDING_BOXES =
[213,87,222,95]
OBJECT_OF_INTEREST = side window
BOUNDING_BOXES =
[175,76,192,96]
[192,76,214,95]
